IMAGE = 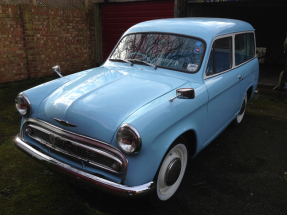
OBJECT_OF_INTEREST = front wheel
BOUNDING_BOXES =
[150,137,188,205]
[232,93,247,126]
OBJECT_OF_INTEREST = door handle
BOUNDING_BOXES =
[238,75,243,80]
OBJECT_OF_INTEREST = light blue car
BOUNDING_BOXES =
[14,18,259,203]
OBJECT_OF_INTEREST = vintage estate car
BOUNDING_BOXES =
[14,18,259,203]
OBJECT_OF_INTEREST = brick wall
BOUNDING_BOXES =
[0,5,28,83]
[0,4,95,83]
[86,8,96,68]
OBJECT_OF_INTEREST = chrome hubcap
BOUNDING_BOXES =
[165,158,182,186]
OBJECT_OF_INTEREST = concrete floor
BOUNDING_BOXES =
[258,64,285,88]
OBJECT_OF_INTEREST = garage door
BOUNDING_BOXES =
[101,1,174,61]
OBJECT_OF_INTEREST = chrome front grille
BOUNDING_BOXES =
[29,126,117,168]
[22,119,128,182]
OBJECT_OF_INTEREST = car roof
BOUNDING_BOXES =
[124,18,254,42]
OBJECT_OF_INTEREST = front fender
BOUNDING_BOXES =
[113,82,208,186]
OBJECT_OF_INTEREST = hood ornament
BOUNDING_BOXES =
[54,118,77,127]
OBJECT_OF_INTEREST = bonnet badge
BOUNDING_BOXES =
[54,118,77,127]
[49,134,56,147]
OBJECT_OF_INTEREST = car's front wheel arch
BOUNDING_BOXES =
[180,129,197,158]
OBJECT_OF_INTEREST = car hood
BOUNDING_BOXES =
[36,66,188,143]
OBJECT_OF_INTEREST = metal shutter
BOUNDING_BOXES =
[101,1,174,61]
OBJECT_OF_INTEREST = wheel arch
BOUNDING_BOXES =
[246,85,254,100]
[151,128,197,181]
[179,129,197,158]
[153,127,199,164]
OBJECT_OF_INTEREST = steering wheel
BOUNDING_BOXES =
[127,52,150,62]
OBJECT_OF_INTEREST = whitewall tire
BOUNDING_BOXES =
[150,137,188,204]
[233,93,247,126]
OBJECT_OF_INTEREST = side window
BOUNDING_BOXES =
[206,37,232,76]
[235,33,255,65]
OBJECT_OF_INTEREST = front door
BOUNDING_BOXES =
[203,35,242,145]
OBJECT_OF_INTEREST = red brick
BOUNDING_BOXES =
[0,4,95,83]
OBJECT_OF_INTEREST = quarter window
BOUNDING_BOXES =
[206,37,232,76]
[235,33,255,65]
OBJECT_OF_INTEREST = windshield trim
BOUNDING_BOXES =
[109,31,207,74]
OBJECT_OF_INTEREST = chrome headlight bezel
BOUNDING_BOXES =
[15,93,31,116]
[116,124,142,155]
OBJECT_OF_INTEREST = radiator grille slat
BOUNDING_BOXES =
[28,126,121,173]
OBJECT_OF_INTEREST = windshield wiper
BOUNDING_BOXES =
[109,58,133,66]
[129,59,157,70]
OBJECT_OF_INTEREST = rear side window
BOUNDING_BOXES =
[235,33,255,65]
[206,37,232,76]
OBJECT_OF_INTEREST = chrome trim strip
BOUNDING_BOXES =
[21,118,128,183]
[27,124,123,174]
[14,135,154,197]
[204,57,257,80]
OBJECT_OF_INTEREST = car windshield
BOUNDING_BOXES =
[110,33,205,72]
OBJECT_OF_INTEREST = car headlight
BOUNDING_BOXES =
[116,124,142,154]
[15,93,31,116]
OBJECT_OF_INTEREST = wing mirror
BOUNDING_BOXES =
[169,88,195,102]
[52,65,63,78]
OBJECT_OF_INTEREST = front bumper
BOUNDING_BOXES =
[14,135,155,197]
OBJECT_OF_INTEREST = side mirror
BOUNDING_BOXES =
[176,88,195,99]
[52,65,63,78]
[169,88,195,102]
